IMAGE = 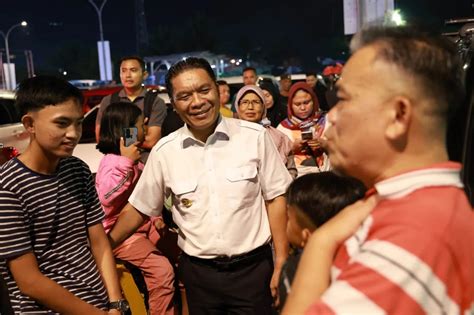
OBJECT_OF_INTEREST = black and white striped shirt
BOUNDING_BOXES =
[0,157,108,314]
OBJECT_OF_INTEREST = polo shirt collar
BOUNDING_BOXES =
[374,161,464,199]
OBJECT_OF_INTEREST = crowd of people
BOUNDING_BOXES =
[0,25,473,315]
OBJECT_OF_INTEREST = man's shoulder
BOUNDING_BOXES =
[153,128,182,152]
[59,156,92,175]
[100,93,114,105]
[0,158,21,188]
[226,118,265,133]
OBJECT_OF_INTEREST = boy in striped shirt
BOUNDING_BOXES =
[0,76,124,314]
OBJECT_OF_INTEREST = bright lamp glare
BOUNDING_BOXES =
[21,21,27,27]
[391,10,406,26]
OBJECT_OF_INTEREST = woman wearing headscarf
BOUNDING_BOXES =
[277,82,331,176]
[235,85,297,178]
[259,81,287,128]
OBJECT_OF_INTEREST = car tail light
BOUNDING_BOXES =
[0,146,19,165]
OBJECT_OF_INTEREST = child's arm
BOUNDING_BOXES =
[96,155,139,211]
[8,252,107,315]
[88,223,123,306]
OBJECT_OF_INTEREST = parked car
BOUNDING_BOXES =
[81,85,122,113]
[80,84,165,113]
[0,90,28,164]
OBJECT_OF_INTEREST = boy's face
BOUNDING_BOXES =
[24,98,83,159]
[243,70,257,85]
[286,204,310,248]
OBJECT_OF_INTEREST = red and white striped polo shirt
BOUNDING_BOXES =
[306,162,474,315]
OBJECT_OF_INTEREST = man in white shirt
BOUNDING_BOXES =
[109,57,292,314]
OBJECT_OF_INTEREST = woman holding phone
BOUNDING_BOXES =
[96,102,176,315]
[277,82,331,176]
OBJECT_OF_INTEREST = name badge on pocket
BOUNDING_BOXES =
[181,198,193,208]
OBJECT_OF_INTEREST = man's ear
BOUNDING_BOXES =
[385,96,412,142]
[21,114,35,133]
[300,228,312,248]
[143,70,149,80]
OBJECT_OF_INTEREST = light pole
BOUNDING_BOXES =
[88,0,110,81]
[0,21,27,90]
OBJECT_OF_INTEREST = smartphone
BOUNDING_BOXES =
[123,127,138,147]
[301,128,314,140]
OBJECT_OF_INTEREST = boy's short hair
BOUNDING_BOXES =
[280,73,291,81]
[96,102,142,155]
[216,80,228,86]
[15,75,83,117]
[119,55,146,71]
[242,66,256,74]
[285,172,366,230]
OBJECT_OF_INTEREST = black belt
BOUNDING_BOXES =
[184,244,272,271]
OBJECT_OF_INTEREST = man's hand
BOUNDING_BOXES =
[270,266,282,308]
[314,195,377,251]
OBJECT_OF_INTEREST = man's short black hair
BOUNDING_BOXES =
[285,171,366,229]
[350,26,465,120]
[119,55,146,71]
[165,57,216,100]
[16,75,83,117]
[242,67,257,75]
[216,80,228,86]
[305,72,317,78]
[96,102,142,155]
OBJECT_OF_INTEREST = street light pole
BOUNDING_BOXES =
[88,0,109,81]
[0,21,27,90]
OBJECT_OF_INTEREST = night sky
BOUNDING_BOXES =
[1,0,472,80]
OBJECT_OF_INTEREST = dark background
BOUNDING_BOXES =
[1,0,472,81]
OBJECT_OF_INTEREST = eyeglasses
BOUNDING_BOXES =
[239,99,263,108]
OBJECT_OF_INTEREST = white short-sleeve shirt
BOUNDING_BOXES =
[129,116,292,258]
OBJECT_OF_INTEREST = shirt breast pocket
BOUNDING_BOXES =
[171,179,198,215]
[225,165,260,209]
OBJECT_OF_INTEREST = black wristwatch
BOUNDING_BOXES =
[108,299,130,314]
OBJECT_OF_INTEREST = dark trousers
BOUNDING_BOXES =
[178,245,274,315]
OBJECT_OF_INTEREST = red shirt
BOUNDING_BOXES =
[307,162,474,314]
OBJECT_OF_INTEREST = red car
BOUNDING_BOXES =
[81,85,165,113]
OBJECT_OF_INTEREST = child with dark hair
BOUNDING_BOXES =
[279,171,366,307]
[0,75,123,314]
[96,102,175,315]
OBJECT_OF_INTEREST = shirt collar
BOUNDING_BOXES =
[118,87,146,99]
[374,161,464,199]
[180,115,230,148]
